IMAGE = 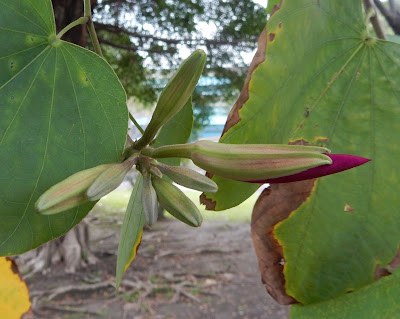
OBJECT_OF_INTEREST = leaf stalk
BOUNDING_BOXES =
[56,17,89,40]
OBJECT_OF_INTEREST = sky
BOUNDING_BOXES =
[254,0,267,7]
[177,0,267,63]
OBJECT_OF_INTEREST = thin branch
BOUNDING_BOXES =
[388,0,397,11]
[363,0,387,39]
[373,0,392,19]
[98,37,175,54]
[373,0,400,34]
[94,22,258,47]
[95,22,180,44]
[129,113,144,134]
[84,0,104,57]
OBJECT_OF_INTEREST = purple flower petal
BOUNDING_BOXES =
[246,154,371,184]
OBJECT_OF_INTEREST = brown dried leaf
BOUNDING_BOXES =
[220,27,268,137]
[251,180,316,305]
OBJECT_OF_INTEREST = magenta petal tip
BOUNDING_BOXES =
[247,154,371,184]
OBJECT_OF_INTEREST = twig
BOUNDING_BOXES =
[363,0,387,39]
[130,112,144,134]
[94,22,258,47]
[41,304,102,315]
[30,281,115,300]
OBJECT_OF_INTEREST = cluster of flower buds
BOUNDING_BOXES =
[135,155,216,227]
[35,140,369,227]
[35,154,138,215]
[35,49,371,230]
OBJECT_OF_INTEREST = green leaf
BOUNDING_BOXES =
[116,175,145,290]
[151,98,193,166]
[271,1,400,304]
[290,270,400,319]
[201,176,258,211]
[208,0,400,304]
[0,1,128,255]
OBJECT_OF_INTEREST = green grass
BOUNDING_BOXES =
[94,186,260,223]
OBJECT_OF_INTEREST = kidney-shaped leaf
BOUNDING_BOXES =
[204,0,400,305]
[0,1,128,255]
[290,270,400,319]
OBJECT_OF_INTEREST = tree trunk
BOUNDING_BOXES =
[19,0,98,274]
[18,221,98,274]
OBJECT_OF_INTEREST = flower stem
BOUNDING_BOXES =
[141,143,194,159]
[87,19,104,57]
[84,0,91,17]
[130,113,144,134]
[83,0,104,57]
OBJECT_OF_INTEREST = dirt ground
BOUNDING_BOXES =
[23,217,289,319]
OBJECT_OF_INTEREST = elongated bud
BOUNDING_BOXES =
[134,50,206,149]
[39,194,88,215]
[86,155,138,201]
[141,170,159,226]
[153,162,218,193]
[149,166,163,179]
[151,176,203,227]
[35,164,113,214]
[250,154,371,184]
[189,141,332,181]
[142,141,332,182]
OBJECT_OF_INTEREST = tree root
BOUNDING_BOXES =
[31,273,219,315]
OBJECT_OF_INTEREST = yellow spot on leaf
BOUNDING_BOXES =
[0,257,31,319]
[123,229,143,272]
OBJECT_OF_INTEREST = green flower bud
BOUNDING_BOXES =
[149,166,163,179]
[153,161,218,193]
[35,164,113,214]
[134,50,206,149]
[38,194,88,215]
[151,176,203,227]
[190,141,332,181]
[142,141,332,182]
[86,155,138,201]
[141,170,159,227]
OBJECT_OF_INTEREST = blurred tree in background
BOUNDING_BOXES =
[52,0,268,106]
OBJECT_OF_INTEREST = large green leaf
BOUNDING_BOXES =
[0,1,128,255]
[272,1,400,304]
[290,270,400,319]
[116,174,145,289]
[204,0,400,305]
